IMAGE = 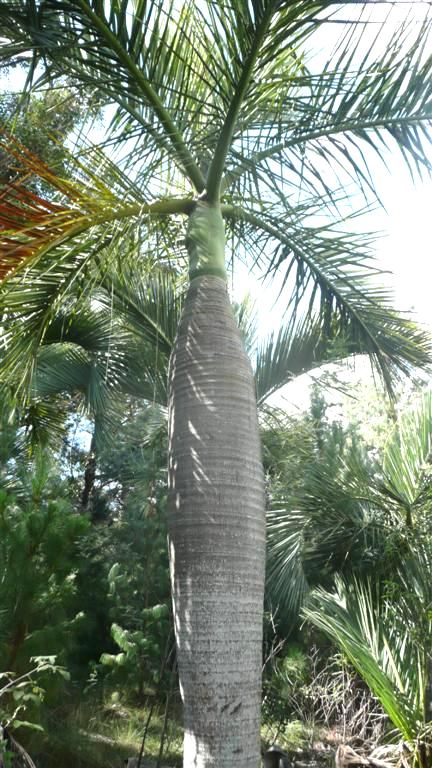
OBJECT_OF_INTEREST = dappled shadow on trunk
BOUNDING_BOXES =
[168,276,266,768]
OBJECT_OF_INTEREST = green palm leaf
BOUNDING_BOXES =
[303,577,423,743]
[267,389,432,637]
[97,267,185,359]
[220,5,432,200]
[226,205,432,392]
[266,446,385,618]
[382,390,432,516]
[0,0,207,188]
[32,291,172,415]
[254,314,373,406]
[0,136,191,386]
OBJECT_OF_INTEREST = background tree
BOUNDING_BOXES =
[0,88,99,192]
[0,440,88,675]
[266,387,386,621]
[297,391,432,767]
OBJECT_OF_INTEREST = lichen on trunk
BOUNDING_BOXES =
[168,202,266,768]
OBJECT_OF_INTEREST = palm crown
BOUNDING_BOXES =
[0,0,431,391]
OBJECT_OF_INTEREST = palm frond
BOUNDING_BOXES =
[233,294,258,356]
[2,1,431,206]
[205,1,359,199]
[34,344,94,396]
[0,136,190,386]
[0,0,207,189]
[205,0,280,200]
[0,133,147,276]
[97,266,185,358]
[0,2,431,405]
[31,303,132,436]
[382,390,432,515]
[225,205,432,393]
[266,449,385,619]
[303,576,425,743]
[266,385,432,626]
[31,286,171,410]
[266,506,311,620]
[21,395,69,449]
[221,4,432,204]
[254,314,365,405]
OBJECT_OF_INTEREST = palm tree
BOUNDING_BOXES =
[304,565,432,767]
[265,391,386,620]
[1,3,432,766]
[267,389,432,622]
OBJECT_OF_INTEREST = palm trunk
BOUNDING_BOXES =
[168,203,266,768]
[6,621,27,671]
[81,431,96,511]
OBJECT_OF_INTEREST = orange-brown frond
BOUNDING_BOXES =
[0,134,80,199]
[0,177,83,279]
[0,135,94,279]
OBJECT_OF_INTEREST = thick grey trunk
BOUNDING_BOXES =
[168,275,266,768]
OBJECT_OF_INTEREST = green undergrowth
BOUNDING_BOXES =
[18,696,333,768]
[22,698,183,768]
[280,719,314,750]
[262,720,336,766]
[263,719,323,753]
